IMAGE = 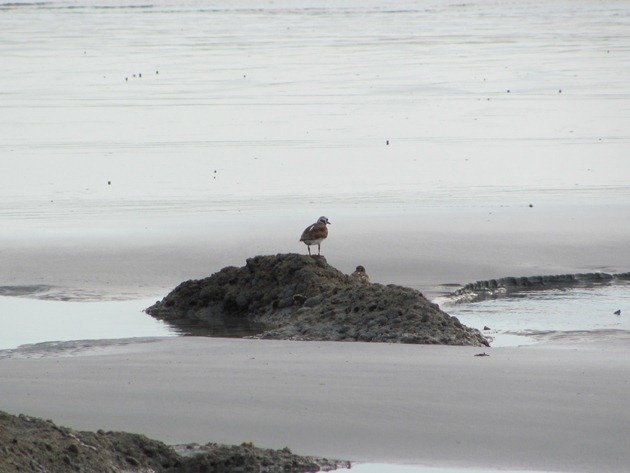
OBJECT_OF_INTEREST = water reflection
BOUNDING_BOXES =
[0,295,176,350]
[443,282,630,346]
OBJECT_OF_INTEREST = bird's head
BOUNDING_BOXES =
[318,216,331,225]
[355,265,366,273]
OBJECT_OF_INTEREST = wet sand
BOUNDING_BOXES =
[1,334,629,473]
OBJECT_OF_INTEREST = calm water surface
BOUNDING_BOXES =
[0,295,176,350]
[442,282,630,346]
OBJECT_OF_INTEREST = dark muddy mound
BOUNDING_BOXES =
[147,254,488,347]
[0,411,348,473]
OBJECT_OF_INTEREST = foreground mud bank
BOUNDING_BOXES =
[0,411,348,473]
[147,254,488,347]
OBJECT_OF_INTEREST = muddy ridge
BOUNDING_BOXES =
[450,272,630,303]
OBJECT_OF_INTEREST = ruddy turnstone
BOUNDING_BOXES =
[351,265,370,283]
[300,216,330,256]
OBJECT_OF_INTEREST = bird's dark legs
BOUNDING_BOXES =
[307,245,311,256]
[317,243,321,255]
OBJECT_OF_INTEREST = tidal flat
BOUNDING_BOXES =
[1,0,629,471]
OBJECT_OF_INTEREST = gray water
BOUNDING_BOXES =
[0,295,176,350]
[441,281,630,346]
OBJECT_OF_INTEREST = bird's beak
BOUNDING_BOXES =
[327,221,332,224]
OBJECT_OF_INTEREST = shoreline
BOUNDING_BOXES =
[1,335,629,472]
[3,327,630,360]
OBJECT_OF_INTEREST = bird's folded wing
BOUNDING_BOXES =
[302,223,328,240]
[300,224,316,241]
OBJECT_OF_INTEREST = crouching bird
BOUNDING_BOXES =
[300,216,330,256]
[351,265,370,283]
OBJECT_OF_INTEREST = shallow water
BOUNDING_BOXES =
[442,282,630,346]
[0,295,176,349]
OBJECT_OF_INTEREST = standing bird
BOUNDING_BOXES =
[351,265,370,283]
[300,216,330,256]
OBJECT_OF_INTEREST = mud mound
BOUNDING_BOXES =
[147,254,488,347]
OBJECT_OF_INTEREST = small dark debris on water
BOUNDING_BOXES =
[474,353,490,357]
[386,140,389,145]
[133,74,136,78]
[529,203,533,208]
[614,309,621,315]
[506,89,510,93]
[139,73,142,78]
[156,70,159,74]
[107,181,111,185]
[559,89,562,93]
[125,77,128,81]
[483,326,491,331]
